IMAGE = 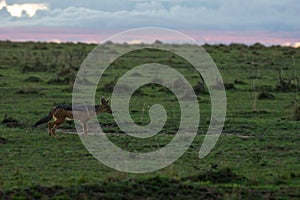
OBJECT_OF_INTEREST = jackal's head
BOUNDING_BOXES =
[98,97,112,114]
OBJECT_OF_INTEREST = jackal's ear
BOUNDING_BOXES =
[106,98,110,103]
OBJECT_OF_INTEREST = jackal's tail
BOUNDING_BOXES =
[34,113,52,127]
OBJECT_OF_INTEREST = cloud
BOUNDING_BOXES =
[0,0,48,17]
[0,0,299,45]
[0,0,300,46]
[0,0,6,10]
[135,1,164,11]
[283,41,300,48]
[294,42,300,48]
[0,0,298,32]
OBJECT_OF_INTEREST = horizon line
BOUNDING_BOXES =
[1,39,299,48]
[0,27,299,48]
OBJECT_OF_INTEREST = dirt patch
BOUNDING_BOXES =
[56,129,78,134]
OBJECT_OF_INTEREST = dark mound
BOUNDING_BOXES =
[2,115,22,128]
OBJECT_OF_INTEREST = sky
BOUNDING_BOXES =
[0,0,299,46]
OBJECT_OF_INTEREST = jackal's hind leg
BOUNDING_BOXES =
[48,120,64,139]
[48,121,54,136]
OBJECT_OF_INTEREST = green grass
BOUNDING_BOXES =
[0,41,300,199]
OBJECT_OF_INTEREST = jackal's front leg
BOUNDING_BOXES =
[48,122,53,136]
[83,122,89,134]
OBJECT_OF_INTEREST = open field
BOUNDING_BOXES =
[0,41,300,199]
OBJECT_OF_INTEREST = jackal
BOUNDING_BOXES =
[34,98,112,138]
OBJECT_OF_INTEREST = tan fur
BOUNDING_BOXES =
[47,98,112,139]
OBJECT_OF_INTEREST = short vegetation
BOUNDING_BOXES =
[0,41,299,199]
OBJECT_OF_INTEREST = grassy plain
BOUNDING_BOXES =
[0,41,300,199]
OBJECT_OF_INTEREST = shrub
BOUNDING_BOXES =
[193,81,206,94]
[258,91,275,100]
[2,114,22,128]
[24,76,43,83]
[234,79,247,85]
[224,83,236,90]
[186,167,248,184]
[0,136,8,144]
[17,87,41,94]
[102,77,118,92]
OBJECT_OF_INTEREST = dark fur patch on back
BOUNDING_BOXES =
[56,104,73,110]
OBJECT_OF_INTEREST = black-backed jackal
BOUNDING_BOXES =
[34,98,112,138]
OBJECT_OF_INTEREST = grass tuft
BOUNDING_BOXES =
[289,102,300,121]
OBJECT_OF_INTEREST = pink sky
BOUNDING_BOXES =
[0,27,299,47]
